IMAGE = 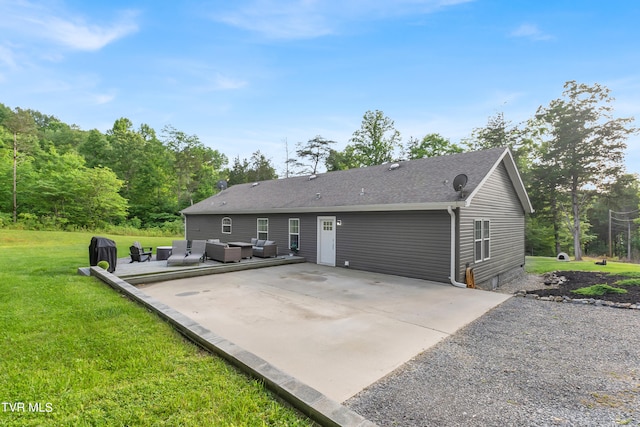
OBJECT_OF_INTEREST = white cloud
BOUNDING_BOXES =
[213,0,474,40]
[193,73,248,91]
[0,44,17,69]
[215,1,333,40]
[94,93,116,105]
[37,11,139,51]
[510,23,553,41]
[0,1,139,52]
[211,74,248,90]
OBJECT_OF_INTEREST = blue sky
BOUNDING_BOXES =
[1,0,639,176]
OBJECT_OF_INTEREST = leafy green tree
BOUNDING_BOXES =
[587,174,640,258]
[39,120,86,155]
[325,147,359,171]
[2,108,38,222]
[348,110,401,166]
[105,118,148,197]
[70,166,128,229]
[465,112,536,174]
[534,81,637,260]
[227,151,278,185]
[404,133,462,159]
[26,147,85,226]
[227,156,250,185]
[78,129,111,168]
[247,150,277,182]
[0,126,15,213]
[466,112,518,150]
[525,216,556,256]
[296,135,336,174]
[162,125,227,208]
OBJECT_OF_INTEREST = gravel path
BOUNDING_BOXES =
[345,287,640,426]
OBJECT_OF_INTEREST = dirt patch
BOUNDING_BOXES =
[529,271,640,304]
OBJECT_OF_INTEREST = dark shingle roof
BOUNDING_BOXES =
[182,147,533,215]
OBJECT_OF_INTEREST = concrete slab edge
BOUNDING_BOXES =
[121,257,307,285]
[89,266,377,427]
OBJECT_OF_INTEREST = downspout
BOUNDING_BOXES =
[447,206,467,288]
[182,214,187,239]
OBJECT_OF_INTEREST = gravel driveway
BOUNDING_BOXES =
[345,296,640,426]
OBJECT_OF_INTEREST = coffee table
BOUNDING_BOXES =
[156,246,173,261]
[227,242,253,258]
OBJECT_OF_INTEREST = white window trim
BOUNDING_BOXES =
[222,217,232,234]
[474,219,491,262]
[257,218,268,240]
[289,218,300,251]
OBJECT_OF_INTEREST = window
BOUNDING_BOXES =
[474,219,490,262]
[289,218,300,251]
[222,217,232,234]
[257,218,268,240]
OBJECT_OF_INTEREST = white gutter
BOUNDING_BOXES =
[447,206,467,288]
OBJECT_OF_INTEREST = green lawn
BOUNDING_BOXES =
[525,255,640,275]
[0,230,312,426]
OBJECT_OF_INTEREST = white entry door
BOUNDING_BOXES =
[317,216,336,266]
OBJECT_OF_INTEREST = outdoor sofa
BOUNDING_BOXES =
[206,241,242,263]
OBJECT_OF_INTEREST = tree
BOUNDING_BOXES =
[348,110,401,166]
[466,112,536,174]
[534,81,637,260]
[2,108,37,223]
[466,112,518,150]
[296,135,336,174]
[247,151,277,182]
[162,125,227,209]
[27,147,85,226]
[587,174,640,258]
[70,166,128,228]
[78,129,111,168]
[325,147,359,171]
[404,133,462,159]
[227,151,277,185]
[227,156,250,185]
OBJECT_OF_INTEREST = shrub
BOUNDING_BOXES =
[615,278,640,286]
[97,260,110,270]
[571,284,627,297]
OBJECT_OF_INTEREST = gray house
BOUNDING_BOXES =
[181,147,533,289]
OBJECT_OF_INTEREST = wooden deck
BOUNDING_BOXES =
[80,255,306,285]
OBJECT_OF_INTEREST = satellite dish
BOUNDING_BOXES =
[452,174,468,192]
[216,180,228,191]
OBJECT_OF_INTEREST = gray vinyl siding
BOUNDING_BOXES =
[334,211,450,282]
[186,213,319,260]
[186,214,259,243]
[458,162,526,285]
[185,210,450,282]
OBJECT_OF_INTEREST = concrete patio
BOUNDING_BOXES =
[136,263,511,402]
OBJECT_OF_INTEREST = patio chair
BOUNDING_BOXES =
[129,245,152,263]
[166,240,189,266]
[129,241,152,263]
[183,240,206,264]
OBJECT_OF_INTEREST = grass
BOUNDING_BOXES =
[525,256,640,275]
[0,230,312,426]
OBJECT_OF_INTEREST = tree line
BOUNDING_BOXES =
[0,108,277,233]
[1,80,638,259]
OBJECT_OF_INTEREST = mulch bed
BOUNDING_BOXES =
[530,271,640,304]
